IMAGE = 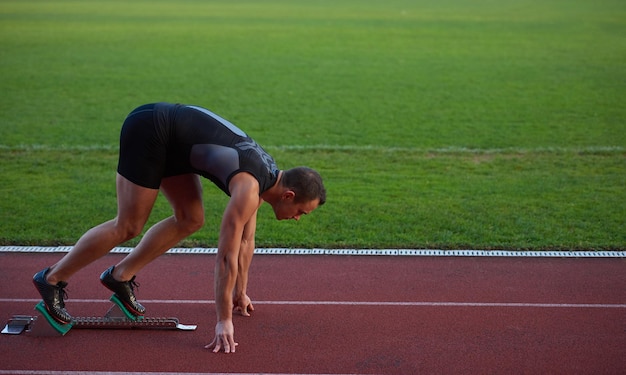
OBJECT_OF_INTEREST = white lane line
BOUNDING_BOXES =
[1,246,625,257]
[2,298,624,309]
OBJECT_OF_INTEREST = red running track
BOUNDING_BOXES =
[1,252,625,374]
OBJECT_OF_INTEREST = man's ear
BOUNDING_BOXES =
[282,190,296,200]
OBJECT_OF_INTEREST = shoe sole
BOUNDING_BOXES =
[35,301,73,335]
[100,280,145,316]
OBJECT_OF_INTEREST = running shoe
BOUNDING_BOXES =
[100,266,146,315]
[32,268,72,324]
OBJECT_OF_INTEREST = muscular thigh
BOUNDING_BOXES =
[160,174,204,219]
[116,173,160,226]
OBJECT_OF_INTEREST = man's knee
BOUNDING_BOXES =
[177,210,205,234]
[115,220,145,240]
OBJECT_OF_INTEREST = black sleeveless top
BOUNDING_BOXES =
[118,102,279,195]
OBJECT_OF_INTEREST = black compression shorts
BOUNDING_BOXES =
[117,104,173,189]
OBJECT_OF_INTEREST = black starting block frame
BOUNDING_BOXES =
[2,295,197,336]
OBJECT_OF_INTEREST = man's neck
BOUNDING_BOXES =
[260,170,284,204]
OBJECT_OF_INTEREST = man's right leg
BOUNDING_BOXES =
[33,174,159,323]
[100,174,205,316]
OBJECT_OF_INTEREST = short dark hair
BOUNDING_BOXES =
[281,167,326,205]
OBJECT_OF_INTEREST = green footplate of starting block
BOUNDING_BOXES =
[34,301,73,335]
[109,294,144,321]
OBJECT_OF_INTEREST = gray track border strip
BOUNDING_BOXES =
[1,246,624,258]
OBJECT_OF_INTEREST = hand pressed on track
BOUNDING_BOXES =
[205,320,238,353]
[233,294,255,317]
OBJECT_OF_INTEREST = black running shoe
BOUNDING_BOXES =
[100,266,146,315]
[32,268,72,324]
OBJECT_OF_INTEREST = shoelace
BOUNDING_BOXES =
[56,284,69,308]
[128,276,140,292]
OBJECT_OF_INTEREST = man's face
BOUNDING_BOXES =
[273,196,320,221]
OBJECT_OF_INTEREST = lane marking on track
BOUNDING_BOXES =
[1,246,625,257]
[2,298,625,309]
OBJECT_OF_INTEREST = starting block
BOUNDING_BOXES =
[2,295,197,336]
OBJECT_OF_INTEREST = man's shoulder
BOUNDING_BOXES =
[228,172,261,195]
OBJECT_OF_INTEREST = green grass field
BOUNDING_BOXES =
[1,0,624,250]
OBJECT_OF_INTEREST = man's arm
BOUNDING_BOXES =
[206,173,260,353]
[234,211,257,316]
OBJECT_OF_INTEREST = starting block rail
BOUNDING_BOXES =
[2,295,197,336]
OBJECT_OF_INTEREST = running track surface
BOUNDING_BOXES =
[1,252,625,374]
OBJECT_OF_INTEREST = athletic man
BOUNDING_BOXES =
[32,102,326,353]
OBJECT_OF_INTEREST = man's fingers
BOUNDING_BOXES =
[211,320,237,353]
[206,337,238,353]
[234,302,254,317]
[221,337,238,353]
[241,302,254,316]
[204,337,220,353]
[205,338,218,351]
[233,305,247,316]
[228,338,238,353]
[240,306,250,317]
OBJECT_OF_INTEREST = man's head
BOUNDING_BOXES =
[272,167,326,221]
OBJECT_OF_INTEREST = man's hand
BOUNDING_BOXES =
[233,294,255,317]
[205,320,238,353]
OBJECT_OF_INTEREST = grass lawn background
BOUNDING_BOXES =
[1,0,624,250]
